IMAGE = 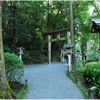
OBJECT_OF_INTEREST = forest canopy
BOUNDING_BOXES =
[2,0,100,64]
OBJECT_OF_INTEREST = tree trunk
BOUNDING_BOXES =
[69,1,76,67]
[0,1,12,99]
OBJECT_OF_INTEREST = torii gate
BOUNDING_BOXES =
[43,1,75,66]
[43,28,72,64]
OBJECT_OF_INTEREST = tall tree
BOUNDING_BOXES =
[0,1,12,99]
[73,1,94,58]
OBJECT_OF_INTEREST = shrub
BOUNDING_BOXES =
[85,62,100,68]
[23,50,47,64]
[4,52,24,82]
[22,51,32,64]
[3,45,11,52]
[86,51,99,61]
[83,62,100,83]
[82,62,100,98]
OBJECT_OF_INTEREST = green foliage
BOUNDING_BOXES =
[3,45,11,52]
[0,80,18,99]
[86,50,99,61]
[83,62,100,83]
[77,84,88,99]
[0,89,5,99]
[71,64,86,83]
[73,64,86,73]
[82,62,100,98]
[17,86,29,99]
[10,82,30,99]
[89,79,100,97]
[4,52,24,82]
[2,1,97,64]
[52,51,60,61]
[85,62,100,68]
[2,1,45,51]
[73,1,95,57]
[23,50,47,64]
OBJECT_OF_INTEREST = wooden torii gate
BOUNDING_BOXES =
[42,1,75,66]
[43,28,71,64]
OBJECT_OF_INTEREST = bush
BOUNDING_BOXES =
[86,51,99,61]
[4,52,24,82]
[23,50,47,64]
[22,51,32,64]
[85,62,100,68]
[83,62,100,83]
[82,62,100,98]
[52,51,60,61]
[3,45,11,52]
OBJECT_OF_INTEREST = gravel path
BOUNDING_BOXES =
[22,62,84,99]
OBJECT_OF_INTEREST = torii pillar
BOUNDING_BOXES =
[48,35,51,64]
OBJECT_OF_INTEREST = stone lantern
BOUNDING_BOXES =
[63,44,74,73]
[18,47,24,60]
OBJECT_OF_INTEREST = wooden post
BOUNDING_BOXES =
[70,1,75,67]
[48,35,51,64]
